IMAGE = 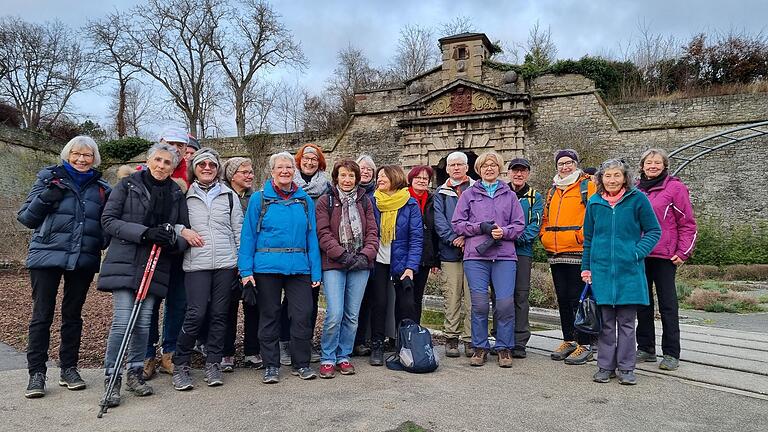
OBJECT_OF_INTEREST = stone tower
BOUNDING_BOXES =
[438,33,494,85]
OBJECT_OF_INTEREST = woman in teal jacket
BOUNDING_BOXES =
[239,151,322,384]
[581,159,660,386]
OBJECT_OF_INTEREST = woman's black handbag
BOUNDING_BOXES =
[574,283,601,335]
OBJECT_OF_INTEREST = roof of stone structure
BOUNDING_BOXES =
[437,32,493,49]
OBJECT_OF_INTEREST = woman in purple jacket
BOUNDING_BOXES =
[451,151,525,368]
[635,149,697,371]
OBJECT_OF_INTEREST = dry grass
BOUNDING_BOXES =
[722,264,768,281]
[530,263,557,309]
[618,82,768,103]
[678,265,723,280]
[684,288,763,313]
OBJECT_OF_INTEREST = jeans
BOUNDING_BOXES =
[464,260,517,350]
[597,305,638,371]
[146,261,186,358]
[637,258,681,359]
[551,263,591,345]
[27,268,93,375]
[320,269,370,364]
[104,289,157,375]
[514,255,533,349]
[440,261,472,342]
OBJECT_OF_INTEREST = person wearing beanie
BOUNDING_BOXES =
[185,136,200,162]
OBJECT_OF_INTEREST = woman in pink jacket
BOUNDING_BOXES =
[635,149,697,371]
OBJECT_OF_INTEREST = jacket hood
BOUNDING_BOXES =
[436,177,475,196]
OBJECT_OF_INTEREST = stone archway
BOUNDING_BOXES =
[432,150,479,186]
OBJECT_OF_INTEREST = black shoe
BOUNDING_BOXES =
[511,347,527,359]
[125,367,154,396]
[369,340,384,366]
[101,376,122,408]
[291,367,317,380]
[263,366,280,384]
[353,343,371,356]
[59,367,86,391]
[25,372,46,399]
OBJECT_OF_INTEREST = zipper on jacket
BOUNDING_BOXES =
[611,207,617,304]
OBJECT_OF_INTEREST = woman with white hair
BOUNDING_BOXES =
[18,136,111,398]
[352,154,377,356]
[239,152,322,384]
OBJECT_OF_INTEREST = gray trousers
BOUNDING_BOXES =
[597,305,637,371]
[514,255,532,349]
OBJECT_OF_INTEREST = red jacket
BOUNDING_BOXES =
[315,186,379,270]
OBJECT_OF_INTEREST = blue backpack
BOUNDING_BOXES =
[385,319,439,373]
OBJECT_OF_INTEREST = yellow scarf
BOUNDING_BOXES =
[374,188,411,245]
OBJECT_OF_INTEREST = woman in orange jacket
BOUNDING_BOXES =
[540,149,596,365]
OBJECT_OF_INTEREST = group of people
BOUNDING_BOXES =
[18,127,697,406]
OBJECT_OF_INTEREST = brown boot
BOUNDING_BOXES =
[463,341,475,358]
[445,338,460,358]
[159,352,174,374]
[469,348,487,367]
[497,349,513,368]
[142,357,158,381]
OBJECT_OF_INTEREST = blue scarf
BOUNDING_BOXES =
[481,180,499,198]
[62,161,95,189]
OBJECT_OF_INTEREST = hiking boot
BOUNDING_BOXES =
[369,340,384,366]
[159,352,174,374]
[143,357,158,380]
[291,367,317,380]
[550,341,578,361]
[463,341,474,358]
[25,372,46,399]
[125,367,153,396]
[512,347,527,359]
[353,343,371,356]
[445,338,460,358]
[319,364,335,379]
[172,365,194,391]
[101,376,122,408]
[59,367,86,390]
[336,360,355,375]
[617,369,637,385]
[263,366,280,384]
[279,341,291,366]
[564,345,593,365]
[310,348,321,363]
[243,354,264,369]
[497,349,513,368]
[204,363,223,386]
[470,348,488,367]
[593,368,616,383]
[659,355,679,371]
[636,350,657,363]
[221,356,235,373]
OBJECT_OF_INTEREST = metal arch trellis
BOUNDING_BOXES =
[669,120,768,176]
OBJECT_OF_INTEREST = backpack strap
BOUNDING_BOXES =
[228,191,234,217]
[257,193,310,233]
[525,188,536,223]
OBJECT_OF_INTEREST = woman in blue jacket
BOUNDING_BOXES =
[17,136,111,398]
[239,152,322,384]
[369,165,423,366]
[581,159,661,385]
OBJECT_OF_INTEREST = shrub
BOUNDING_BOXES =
[676,281,694,301]
[100,137,153,162]
[722,264,768,281]
[677,265,723,280]
[685,288,762,313]
[687,220,768,266]
[530,264,557,309]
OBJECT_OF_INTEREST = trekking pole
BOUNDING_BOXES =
[98,244,162,418]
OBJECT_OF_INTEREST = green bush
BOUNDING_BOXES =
[688,221,768,266]
[549,56,640,100]
[100,136,153,162]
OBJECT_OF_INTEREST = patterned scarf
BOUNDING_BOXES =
[338,187,364,254]
[374,187,411,245]
[294,170,330,199]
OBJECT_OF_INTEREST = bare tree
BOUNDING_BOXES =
[242,78,279,134]
[274,80,304,132]
[439,15,475,37]
[389,24,440,82]
[519,21,558,70]
[198,77,227,138]
[327,44,384,116]
[210,0,305,137]
[0,17,99,130]
[630,20,680,94]
[303,91,343,133]
[108,80,159,137]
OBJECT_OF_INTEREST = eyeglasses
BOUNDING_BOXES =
[557,160,576,168]
[70,151,94,160]
[480,163,499,170]
[414,176,430,182]
[236,170,254,177]
[301,156,319,163]
[197,161,218,169]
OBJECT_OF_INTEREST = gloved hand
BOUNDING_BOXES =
[401,276,414,292]
[39,182,66,204]
[338,251,357,268]
[142,226,175,247]
[349,254,369,270]
[479,221,495,235]
[241,280,258,306]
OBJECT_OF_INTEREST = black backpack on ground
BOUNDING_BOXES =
[385,319,439,373]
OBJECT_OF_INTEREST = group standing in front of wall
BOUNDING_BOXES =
[17,128,697,405]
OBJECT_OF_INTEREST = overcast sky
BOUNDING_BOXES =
[4,0,767,137]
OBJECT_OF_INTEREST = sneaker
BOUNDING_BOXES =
[463,341,475,358]
[550,341,578,361]
[243,354,264,369]
[353,344,371,356]
[470,348,488,367]
[172,365,194,391]
[143,357,158,381]
[125,367,153,396]
[221,356,235,373]
[369,340,384,366]
[204,363,223,386]
[617,369,637,385]
[511,347,527,359]
[319,363,335,379]
[25,372,46,399]
[336,360,355,375]
[291,367,317,380]
[193,343,207,357]
[564,345,593,365]
[100,376,122,408]
[310,348,321,363]
[159,352,174,374]
[497,349,513,368]
[659,355,679,371]
[593,368,616,383]
[445,338,460,358]
[263,366,280,384]
[58,367,86,390]
[636,350,657,363]
[279,341,291,366]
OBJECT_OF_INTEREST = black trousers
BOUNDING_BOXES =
[412,266,429,325]
[279,285,319,343]
[174,269,236,365]
[371,262,417,342]
[551,263,591,345]
[354,274,375,345]
[514,255,533,349]
[637,258,681,359]
[27,268,94,375]
[257,274,313,369]
[223,284,260,357]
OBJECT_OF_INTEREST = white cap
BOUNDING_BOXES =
[158,127,189,145]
